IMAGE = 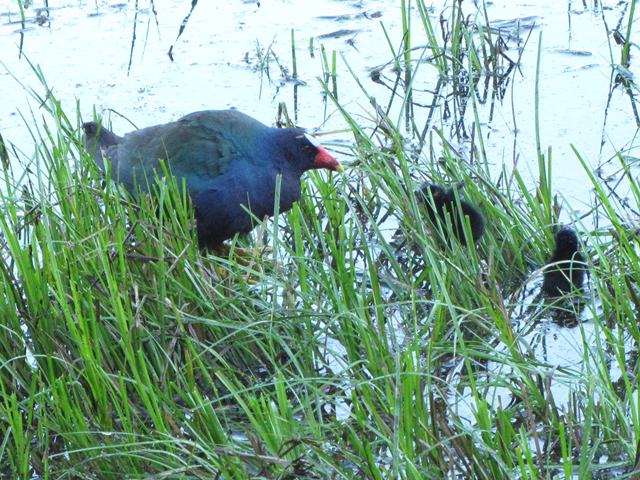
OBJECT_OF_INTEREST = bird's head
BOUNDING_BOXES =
[286,131,342,174]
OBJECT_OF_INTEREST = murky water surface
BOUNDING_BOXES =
[1,0,637,425]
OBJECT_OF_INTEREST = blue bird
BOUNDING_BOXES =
[82,109,341,248]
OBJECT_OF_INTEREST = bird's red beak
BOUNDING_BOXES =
[313,146,343,172]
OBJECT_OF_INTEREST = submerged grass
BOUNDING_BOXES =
[2,0,640,479]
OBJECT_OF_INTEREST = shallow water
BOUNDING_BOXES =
[1,0,637,214]
[0,0,399,150]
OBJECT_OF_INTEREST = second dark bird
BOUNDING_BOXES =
[418,183,485,246]
[541,227,586,296]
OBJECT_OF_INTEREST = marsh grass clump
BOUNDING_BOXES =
[3,0,640,478]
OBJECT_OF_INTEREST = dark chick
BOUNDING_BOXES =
[83,109,341,249]
[418,183,485,246]
[541,227,586,296]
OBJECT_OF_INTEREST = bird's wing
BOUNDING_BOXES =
[111,121,243,194]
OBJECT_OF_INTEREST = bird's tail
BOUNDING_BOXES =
[82,122,121,149]
[82,122,122,172]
